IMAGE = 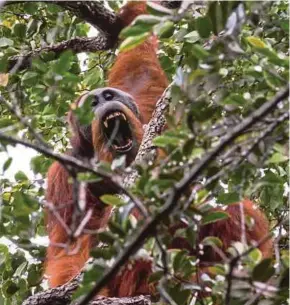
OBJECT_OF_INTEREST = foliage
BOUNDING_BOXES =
[0,1,288,305]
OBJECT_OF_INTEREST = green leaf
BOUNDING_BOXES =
[148,270,163,284]
[21,71,38,86]
[247,38,289,67]
[202,236,223,248]
[121,24,152,38]
[108,221,126,237]
[14,262,28,277]
[280,20,289,32]
[100,194,125,206]
[167,284,191,305]
[11,251,26,273]
[27,264,42,286]
[121,15,161,38]
[73,96,94,125]
[147,2,173,16]
[83,66,103,88]
[0,244,9,266]
[153,135,181,148]
[202,211,229,225]
[98,231,116,244]
[263,71,285,90]
[252,258,275,282]
[248,248,262,264]
[26,19,39,37]
[2,280,19,297]
[30,155,52,175]
[217,192,240,205]
[156,20,175,39]
[207,1,223,35]
[73,265,105,299]
[223,93,246,106]
[134,15,162,26]
[13,192,39,216]
[279,268,289,290]
[0,55,8,72]
[0,37,14,48]
[14,171,28,182]
[267,152,289,164]
[183,31,200,43]
[247,36,267,48]
[31,58,47,73]
[53,50,73,74]
[23,2,38,14]
[0,118,14,129]
[119,32,150,52]
[173,250,187,273]
[191,44,210,60]
[2,157,12,172]
[77,172,102,183]
[261,172,283,184]
[91,247,117,259]
[13,23,26,38]
[196,16,212,38]
[208,264,226,276]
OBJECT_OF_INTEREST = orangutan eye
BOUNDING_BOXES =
[91,96,99,107]
[103,90,114,101]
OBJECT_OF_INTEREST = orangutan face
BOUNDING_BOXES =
[77,87,143,162]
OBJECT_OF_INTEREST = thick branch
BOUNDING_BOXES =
[22,275,79,305]
[4,1,122,37]
[123,84,172,188]
[22,273,150,305]
[54,1,122,37]
[8,36,112,71]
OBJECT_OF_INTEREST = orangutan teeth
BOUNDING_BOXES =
[103,112,127,128]
[114,139,132,151]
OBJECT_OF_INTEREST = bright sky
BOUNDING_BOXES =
[0,145,37,180]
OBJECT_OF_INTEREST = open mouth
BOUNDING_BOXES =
[102,111,133,153]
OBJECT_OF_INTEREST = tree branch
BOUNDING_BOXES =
[4,1,122,37]
[123,83,172,188]
[22,273,150,305]
[8,36,112,72]
[54,1,122,38]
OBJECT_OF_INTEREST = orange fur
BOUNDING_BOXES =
[45,162,112,287]
[108,40,168,124]
[109,3,168,124]
[198,200,272,261]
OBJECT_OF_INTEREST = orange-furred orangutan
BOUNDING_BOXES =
[45,1,272,299]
